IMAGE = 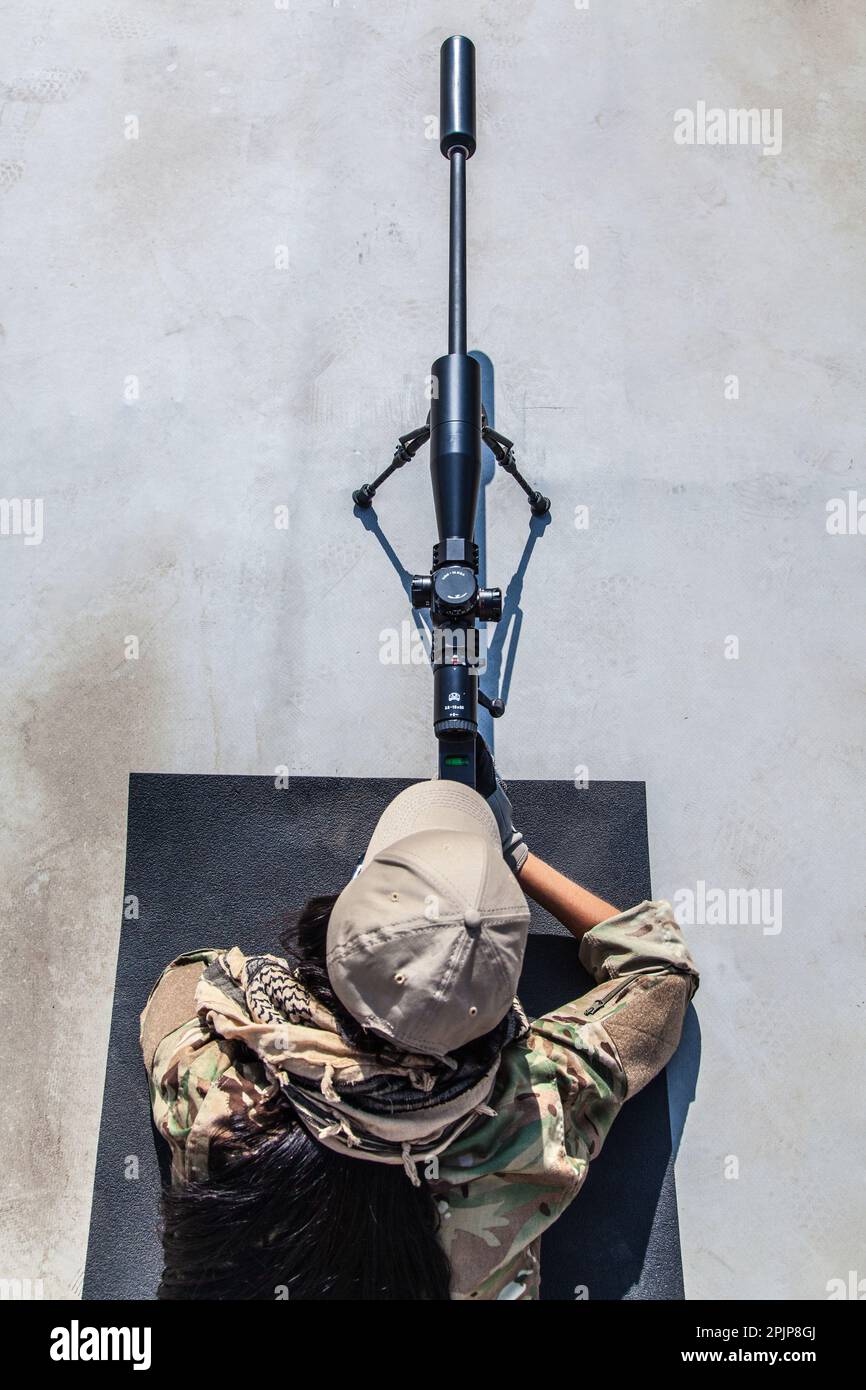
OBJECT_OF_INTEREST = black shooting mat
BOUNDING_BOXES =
[83,774,684,1301]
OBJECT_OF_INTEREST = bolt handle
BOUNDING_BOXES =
[478,689,505,718]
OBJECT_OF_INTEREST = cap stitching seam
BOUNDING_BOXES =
[327,911,523,963]
[367,847,514,923]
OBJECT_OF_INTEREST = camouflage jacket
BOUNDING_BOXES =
[141,899,698,1300]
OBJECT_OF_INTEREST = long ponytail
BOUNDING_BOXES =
[157,895,453,1300]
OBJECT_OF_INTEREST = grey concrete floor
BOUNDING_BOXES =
[1,1,864,1299]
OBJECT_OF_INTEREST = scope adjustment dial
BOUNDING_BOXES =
[433,564,477,617]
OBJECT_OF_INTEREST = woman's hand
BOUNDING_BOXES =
[474,736,528,876]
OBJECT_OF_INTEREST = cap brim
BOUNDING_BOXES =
[362,780,501,868]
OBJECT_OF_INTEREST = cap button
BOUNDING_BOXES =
[464,908,482,929]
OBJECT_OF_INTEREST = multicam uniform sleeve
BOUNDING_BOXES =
[573,898,699,1097]
[140,949,238,1182]
[433,899,698,1300]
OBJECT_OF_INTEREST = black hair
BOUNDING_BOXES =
[157,895,453,1300]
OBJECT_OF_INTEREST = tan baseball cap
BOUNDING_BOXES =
[326,780,530,1060]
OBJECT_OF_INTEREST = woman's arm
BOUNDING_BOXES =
[474,740,619,931]
[516,851,619,940]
